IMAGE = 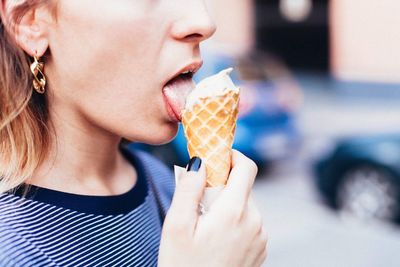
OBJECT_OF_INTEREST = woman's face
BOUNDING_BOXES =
[45,0,215,144]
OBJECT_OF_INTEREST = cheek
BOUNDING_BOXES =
[75,85,177,144]
[49,1,165,94]
[77,84,155,126]
[47,1,177,144]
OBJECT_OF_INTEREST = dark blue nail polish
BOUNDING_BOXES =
[187,157,202,172]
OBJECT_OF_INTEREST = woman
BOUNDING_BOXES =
[0,0,267,266]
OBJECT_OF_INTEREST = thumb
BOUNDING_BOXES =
[167,157,206,234]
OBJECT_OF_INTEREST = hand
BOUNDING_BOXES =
[158,150,268,267]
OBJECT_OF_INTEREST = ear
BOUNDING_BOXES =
[12,5,52,57]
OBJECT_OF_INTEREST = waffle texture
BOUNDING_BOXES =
[182,90,240,187]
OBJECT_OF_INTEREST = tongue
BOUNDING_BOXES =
[163,76,195,121]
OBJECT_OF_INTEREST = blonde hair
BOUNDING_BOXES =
[0,0,53,193]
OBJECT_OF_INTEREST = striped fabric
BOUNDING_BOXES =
[0,147,175,267]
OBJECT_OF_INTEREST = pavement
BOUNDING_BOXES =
[253,75,400,267]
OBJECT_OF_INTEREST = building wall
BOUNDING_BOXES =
[331,0,400,83]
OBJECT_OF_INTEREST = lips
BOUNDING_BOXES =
[162,73,195,122]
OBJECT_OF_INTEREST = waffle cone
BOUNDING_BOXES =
[182,90,240,187]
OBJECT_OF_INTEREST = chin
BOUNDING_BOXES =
[125,122,179,145]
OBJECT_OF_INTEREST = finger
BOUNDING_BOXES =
[166,157,206,235]
[245,194,263,228]
[224,150,258,207]
[247,223,268,267]
[254,227,268,267]
[254,248,268,267]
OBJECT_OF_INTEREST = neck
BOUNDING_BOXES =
[29,105,137,196]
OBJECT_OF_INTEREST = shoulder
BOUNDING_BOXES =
[0,224,17,266]
[0,196,27,266]
[0,196,57,266]
[0,195,23,240]
[0,218,47,267]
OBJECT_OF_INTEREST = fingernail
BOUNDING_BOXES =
[187,157,202,172]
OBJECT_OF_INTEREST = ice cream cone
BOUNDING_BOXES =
[182,69,240,187]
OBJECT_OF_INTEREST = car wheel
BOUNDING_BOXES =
[337,165,400,223]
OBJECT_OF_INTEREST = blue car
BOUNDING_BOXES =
[314,134,400,223]
[133,52,300,169]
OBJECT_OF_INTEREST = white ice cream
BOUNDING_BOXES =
[185,68,239,110]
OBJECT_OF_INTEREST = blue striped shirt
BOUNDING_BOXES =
[0,146,175,267]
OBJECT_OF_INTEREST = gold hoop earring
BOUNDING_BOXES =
[30,55,46,94]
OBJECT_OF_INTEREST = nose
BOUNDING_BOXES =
[170,0,216,43]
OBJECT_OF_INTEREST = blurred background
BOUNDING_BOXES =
[135,0,400,266]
